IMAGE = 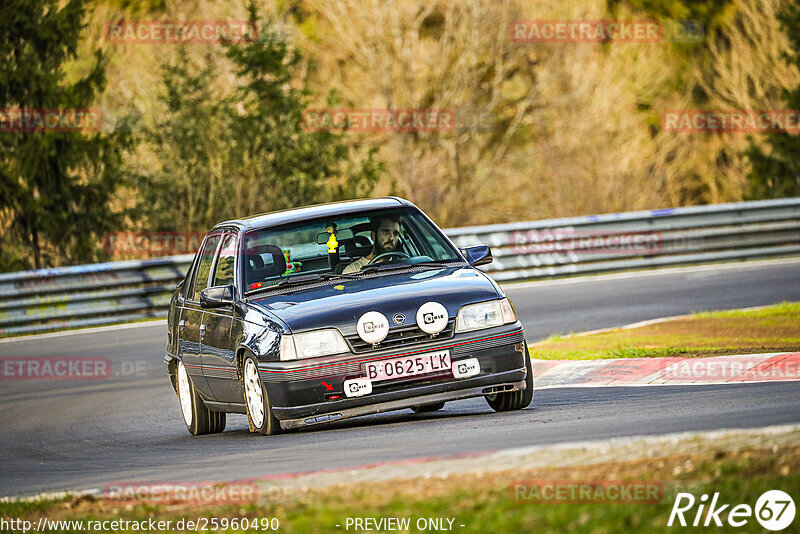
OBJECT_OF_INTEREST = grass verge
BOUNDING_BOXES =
[1,444,797,533]
[529,302,800,360]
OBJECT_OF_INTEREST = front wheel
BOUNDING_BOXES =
[176,360,226,435]
[242,354,281,435]
[485,355,534,412]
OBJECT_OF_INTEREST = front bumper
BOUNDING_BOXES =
[278,372,527,430]
[258,325,528,429]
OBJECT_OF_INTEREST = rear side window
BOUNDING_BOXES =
[189,235,221,301]
[213,234,236,287]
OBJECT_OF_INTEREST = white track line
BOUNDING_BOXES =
[534,379,800,390]
[0,319,165,344]
[531,304,776,341]
[502,256,800,290]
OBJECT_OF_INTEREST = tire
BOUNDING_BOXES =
[176,360,226,435]
[485,355,534,412]
[411,402,446,413]
[242,353,281,436]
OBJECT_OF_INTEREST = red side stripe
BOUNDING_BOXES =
[259,330,521,374]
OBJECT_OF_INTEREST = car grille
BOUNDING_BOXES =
[346,320,456,353]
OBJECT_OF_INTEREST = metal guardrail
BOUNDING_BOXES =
[0,256,193,336]
[447,197,800,281]
[1,198,799,335]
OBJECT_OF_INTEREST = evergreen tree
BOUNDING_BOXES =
[140,49,233,231]
[143,2,382,230]
[223,2,381,214]
[0,0,128,270]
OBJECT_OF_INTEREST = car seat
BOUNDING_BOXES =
[334,235,373,274]
[245,244,286,288]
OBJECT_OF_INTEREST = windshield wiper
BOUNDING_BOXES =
[358,260,461,274]
[410,260,462,268]
[275,272,360,287]
[246,272,360,296]
[275,273,323,287]
[357,263,411,274]
[319,272,360,280]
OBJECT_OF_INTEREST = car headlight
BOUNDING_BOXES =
[279,329,349,360]
[455,298,517,333]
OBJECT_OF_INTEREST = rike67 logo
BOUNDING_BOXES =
[668,490,795,531]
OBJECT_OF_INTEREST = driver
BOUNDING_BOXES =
[343,216,401,274]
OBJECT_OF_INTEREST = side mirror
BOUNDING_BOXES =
[461,245,493,266]
[200,285,234,309]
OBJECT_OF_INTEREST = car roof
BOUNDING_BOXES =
[211,197,414,232]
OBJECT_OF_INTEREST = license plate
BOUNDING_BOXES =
[364,350,451,382]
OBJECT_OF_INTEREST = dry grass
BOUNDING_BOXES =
[68,0,800,230]
[530,302,800,359]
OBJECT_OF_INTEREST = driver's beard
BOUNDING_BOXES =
[374,240,396,256]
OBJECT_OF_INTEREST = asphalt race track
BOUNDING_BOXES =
[1,259,799,497]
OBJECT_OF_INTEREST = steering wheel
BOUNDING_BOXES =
[366,251,410,265]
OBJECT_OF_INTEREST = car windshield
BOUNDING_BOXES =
[241,207,462,293]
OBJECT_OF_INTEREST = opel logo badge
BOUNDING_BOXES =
[392,313,406,325]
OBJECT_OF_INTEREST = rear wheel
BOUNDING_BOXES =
[242,354,281,435]
[485,356,534,412]
[411,402,445,413]
[176,360,226,435]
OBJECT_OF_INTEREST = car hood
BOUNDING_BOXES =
[248,267,501,334]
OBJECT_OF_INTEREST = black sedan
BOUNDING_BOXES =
[165,197,532,435]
